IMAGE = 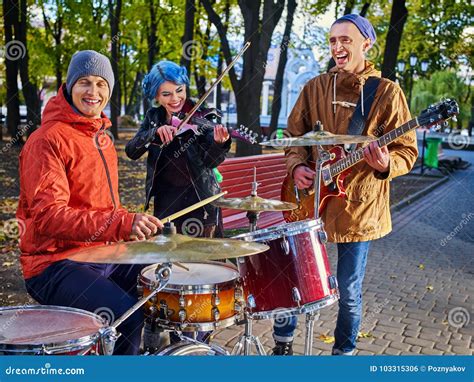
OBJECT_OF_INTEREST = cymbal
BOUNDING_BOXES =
[260,131,375,147]
[212,195,297,212]
[67,234,269,264]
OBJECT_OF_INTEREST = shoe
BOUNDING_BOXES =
[272,341,293,355]
[332,348,354,355]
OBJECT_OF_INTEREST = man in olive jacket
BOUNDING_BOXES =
[272,14,418,355]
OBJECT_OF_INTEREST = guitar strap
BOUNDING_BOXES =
[346,76,381,151]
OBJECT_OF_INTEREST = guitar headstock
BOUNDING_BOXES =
[230,125,258,144]
[418,99,459,128]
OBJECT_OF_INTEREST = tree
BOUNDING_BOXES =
[268,0,297,136]
[3,0,21,143]
[180,0,196,75]
[108,0,122,138]
[411,71,472,129]
[18,0,41,134]
[381,0,407,81]
[202,0,285,156]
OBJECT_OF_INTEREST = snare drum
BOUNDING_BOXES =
[139,261,243,332]
[233,219,339,319]
[0,305,107,355]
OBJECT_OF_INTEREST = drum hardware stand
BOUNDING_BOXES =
[108,262,172,355]
[232,169,267,355]
[303,310,320,355]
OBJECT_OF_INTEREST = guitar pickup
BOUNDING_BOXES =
[321,165,333,186]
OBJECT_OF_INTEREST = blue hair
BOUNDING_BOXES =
[142,60,190,101]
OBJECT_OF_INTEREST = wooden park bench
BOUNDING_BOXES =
[217,153,288,230]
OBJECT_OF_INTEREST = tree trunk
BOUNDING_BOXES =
[202,0,284,157]
[360,2,371,16]
[3,0,21,143]
[215,0,230,111]
[381,0,408,81]
[343,0,355,15]
[18,0,41,136]
[180,0,196,75]
[269,0,297,136]
[109,0,122,138]
[126,71,142,117]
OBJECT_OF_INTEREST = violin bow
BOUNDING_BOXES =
[175,41,251,133]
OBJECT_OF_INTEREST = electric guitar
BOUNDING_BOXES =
[281,99,459,222]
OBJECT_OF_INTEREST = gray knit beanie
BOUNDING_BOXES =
[66,50,115,97]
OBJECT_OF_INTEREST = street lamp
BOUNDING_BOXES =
[408,53,418,109]
[397,59,406,73]
[420,59,429,74]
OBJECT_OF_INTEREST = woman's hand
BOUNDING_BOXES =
[156,125,177,144]
[214,124,230,144]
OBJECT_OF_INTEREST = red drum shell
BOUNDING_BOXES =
[234,219,338,316]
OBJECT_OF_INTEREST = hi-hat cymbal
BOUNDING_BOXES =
[212,195,297,212]
[261,131,375,147]
[67,234,269,264]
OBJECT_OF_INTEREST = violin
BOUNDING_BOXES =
[170,108,257,144]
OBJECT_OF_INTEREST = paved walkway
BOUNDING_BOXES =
[211,149,474,355]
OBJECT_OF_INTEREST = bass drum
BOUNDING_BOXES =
[156,340,228,356]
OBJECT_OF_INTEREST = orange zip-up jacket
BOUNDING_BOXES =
[17,85,135,279]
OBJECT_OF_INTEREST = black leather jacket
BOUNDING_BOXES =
[125,105,231,216]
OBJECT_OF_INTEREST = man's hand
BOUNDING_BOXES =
[363,141,390,173]
[130,214,163,241]
[156,125,177,144]
[293,165,315,190]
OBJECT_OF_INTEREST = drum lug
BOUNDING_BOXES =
[292,287,302,306]
[136,285,143,298]
[280,236,290,255]
[159,301,169,319]
[238,256,245,264]
[318,230,328,244]
[179,295,186,308]
[178,309,187,322]
[234,301,243,313]
[328,275,338,290]
[212,293,220,306]
[247,294,256,308]
[212,307,220,321]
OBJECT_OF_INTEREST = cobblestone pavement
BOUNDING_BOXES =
[211,149,474,355]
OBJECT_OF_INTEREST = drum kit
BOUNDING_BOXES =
[0,127,375,356]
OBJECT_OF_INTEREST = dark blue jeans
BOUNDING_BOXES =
[25,259,145,355]
[273,242,370,354]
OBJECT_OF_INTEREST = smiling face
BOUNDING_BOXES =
[329,22,371,74]
[155,81,187,119]
[71,76,109,118]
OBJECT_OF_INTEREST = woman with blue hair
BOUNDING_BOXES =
[125,60,230,237]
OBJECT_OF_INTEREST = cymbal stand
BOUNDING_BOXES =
[232,167,267,356]
[101,263,172,355]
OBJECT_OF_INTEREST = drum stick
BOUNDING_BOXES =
[173,262,190,271]
[161,191,228,223]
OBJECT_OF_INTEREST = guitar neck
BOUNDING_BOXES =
[329,117,419,178]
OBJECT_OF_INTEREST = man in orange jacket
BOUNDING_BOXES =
[17,50,162,355]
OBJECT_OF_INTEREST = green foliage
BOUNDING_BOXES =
[367,0,473,75]
[411,70,472,128]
